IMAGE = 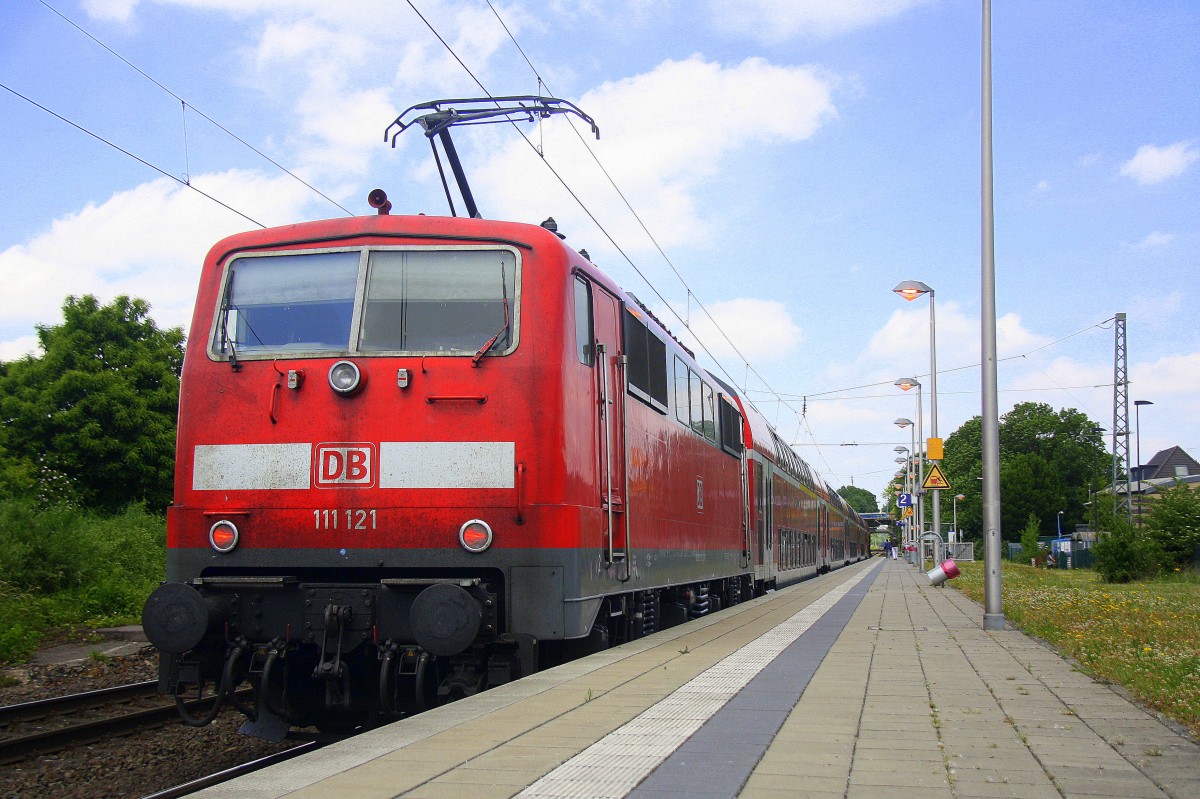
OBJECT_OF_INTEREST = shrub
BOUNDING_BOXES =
[1019,513,1042,564]
[1145,483,1200,568]
[1093,526,1160,583]
[0,498,166,661]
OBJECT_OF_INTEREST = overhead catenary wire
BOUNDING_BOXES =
[22,0,811,447]
[0,81,264,229]
[781,316,1119,482]
[458,1,797,422]
[787,316,1117,402]
[482,1,776,405]
[36,0,354,217]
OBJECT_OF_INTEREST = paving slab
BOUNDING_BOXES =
[195,559,1199,799]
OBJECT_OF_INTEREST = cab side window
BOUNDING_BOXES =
[574,276,594,366]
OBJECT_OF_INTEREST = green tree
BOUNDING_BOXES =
[0,296,183,513]
[1000,452,1063,539]
[837,485,879,514]
[1092,502,1159,583]
[1145,484,1200,568]
[1019,513,1042,564]
[936,402,1106,542]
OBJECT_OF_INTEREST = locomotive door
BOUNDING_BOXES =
[587,280,628,569]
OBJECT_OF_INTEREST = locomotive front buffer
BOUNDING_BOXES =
[142,573,531,736]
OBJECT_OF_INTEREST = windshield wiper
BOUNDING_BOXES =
[219,270,242,372]
[472,263,511,367]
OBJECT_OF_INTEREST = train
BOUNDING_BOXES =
[140,98,869,739]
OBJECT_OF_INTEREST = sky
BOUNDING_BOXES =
[2,0,1198,507]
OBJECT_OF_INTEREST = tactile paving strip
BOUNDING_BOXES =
[516,566,878,799]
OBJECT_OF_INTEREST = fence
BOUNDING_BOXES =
[1005,540,1095,569]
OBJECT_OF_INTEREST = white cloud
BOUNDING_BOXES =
[1134,352,1200,400]
[1035,179,1051,193]
[861,301,999,373]
[671,297,804,367]
[1119,141,1199,185]
[81,0,139,23]
[995,312,1055,360]
[0,170,315,352]
[0,335,40,362]
[473,56,838,251]
[708,0,930,42]
[1128,291,1182,325]
[1126,230,1176,249]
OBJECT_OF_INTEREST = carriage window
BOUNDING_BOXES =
[689,371,704,436]
[718,395,743,456]
[624,309,668,412]
[674,357,690,425]
[574,277,594,366]
[701,382,717,443]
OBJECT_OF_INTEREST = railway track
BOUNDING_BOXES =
[139,741,321,799]
[0,680,232,764]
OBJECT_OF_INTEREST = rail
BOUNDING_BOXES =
[0,680,247,764]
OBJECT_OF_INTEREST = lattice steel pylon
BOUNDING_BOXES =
[1111,312,1131,525]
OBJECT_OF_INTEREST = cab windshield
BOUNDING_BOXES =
[215,247,518,359]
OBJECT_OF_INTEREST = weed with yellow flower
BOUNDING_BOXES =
[952,562,1200,738]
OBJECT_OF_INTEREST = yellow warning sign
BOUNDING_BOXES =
[902,507,913,519]
[921,463,952,491]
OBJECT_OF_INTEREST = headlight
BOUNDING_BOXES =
[328,360,363,395]
[459,519,493,553]
[209,520,239,553]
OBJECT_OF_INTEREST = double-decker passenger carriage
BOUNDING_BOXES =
[141,97,868,737]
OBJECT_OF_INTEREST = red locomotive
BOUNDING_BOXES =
[141,98,868,737]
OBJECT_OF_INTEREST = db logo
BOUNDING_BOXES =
[314,443,376,487]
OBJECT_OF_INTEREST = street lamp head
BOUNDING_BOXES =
[1134,400,1154,407]
[895,378,920,391]
[893,280,933,302]
[894,417,913,428]
[955,494,965,501]
[895,457,907,464]
[894,445,909,453]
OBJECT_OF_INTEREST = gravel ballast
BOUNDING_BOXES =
[0,648,300,799]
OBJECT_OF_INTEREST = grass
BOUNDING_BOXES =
[952,561,1200,738]
[0,499,165,663]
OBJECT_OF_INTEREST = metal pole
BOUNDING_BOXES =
[1134,400,1153,526]
[1136,404,1141,526]
[910,425,916,554]
[916,383,925,566]
[981,0,1005,630]
[928,291,941,549]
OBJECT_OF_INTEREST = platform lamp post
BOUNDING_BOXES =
[952,493,965,546]
[1089,426,1106,532]
[894,281,940,549]
[893,445,911,552]
[980,0,1005,631]
[895,379,924,558]
[895,419,916,555]
[1134,400,1153,526]
[894,454,910,552]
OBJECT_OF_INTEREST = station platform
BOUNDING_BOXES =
[197,558,1200,799]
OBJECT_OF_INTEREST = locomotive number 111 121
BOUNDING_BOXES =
[314,509,378,530]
